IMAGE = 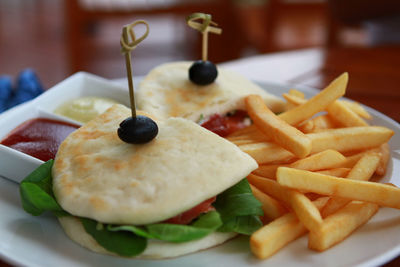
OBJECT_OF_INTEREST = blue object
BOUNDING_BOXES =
[5,69,44,110]
[0,76,13,112]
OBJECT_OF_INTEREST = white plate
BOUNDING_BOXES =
[0,73,400,267]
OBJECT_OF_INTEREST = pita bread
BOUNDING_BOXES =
[58,216,237,259]
[137,61,285,121]
[52,104,258,225]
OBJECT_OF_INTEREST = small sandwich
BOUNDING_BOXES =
[137,61,285,136]
[20,104,263,259]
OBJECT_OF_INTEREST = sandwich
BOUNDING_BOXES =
[136,61,285,136]
[19,104,263,259]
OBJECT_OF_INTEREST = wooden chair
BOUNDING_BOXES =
[326,0,400,46]
[64,0,243,74]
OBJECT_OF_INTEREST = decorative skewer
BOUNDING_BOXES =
[120,20,149,118]
[118,20,158,144]
[186,13,222,85]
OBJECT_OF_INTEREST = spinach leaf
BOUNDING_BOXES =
[217,215,262,235]
[213,178,263,235]
[108,211,222,243]
[81,218,147,257]
[19,160,68,217]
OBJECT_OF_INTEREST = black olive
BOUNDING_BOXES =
[189,60,218,85]
[117,115,158,144]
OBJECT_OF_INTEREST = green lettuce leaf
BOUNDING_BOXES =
[81,218,147,257]
[19,160,68,217]
[213,178,263,235]
[108,211,222,243]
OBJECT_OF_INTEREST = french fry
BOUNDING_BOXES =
[237,72,394,259]
[288,89,305,99]
[239,142,295,165]
[341,100,372,119]
[278,73,348,126]
[276,167,400,209]
[308,201,379,251]
[282,92,306,106]
[250,197,328,259]
[309,115,338,132]
[251,211,307,259]
[227,124,259,137]
[248,174,291,207]
[289,149,346,171]
[307,126,394,154]
[336,152,366,168]
[245,95,312,158]
[250,184,287,222]
[297,120,315,133]
[326,100,369,127]
[227,129,268,142]
[376,143,390,176]
[316,168,351,177]
[283,92,305,110]
[248,174,323,231]
[253,150,347,179]
[252,164,287,179]
[287,190,323,231]
[321,152,381,217]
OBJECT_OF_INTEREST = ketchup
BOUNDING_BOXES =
[200,110,249,137]
[1,118,80,161]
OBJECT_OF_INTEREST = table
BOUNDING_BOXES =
[1,46,399,267]
[220,46,400,123]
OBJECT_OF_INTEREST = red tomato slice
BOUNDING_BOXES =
[200,110,248,137]
[164,197,216,225]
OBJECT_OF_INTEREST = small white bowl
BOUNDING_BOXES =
[0,72,130,183]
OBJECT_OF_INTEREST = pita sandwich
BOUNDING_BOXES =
[21,104,262,259]
[137,61,285,123]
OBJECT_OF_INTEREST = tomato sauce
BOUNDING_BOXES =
[1,118,80,161]
[200,110,249,137]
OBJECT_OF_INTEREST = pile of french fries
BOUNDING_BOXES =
[227,73,396,259]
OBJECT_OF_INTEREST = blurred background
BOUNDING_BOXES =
[0,0,400,120]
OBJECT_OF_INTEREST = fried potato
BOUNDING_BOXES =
[250,197,328,259]
[287,190,323,231]
[250,184,287,222]
[252,150,347,179]
[341,100,372,119]
[298,115,338,134]
[230,72,394,260]
[308,126,394,154]
[248,174,323,232]
[289,149,346,171]
[321,152,381,217]
[248,174,291,207]
[278,73,348,126]
[326,100,368,127]
[252,164,287,179]
[308,201,379,251]
[316,168,351,177]
[376,143,390,176]
[277,167,400,209]
[245,95,312,158]
[288,89,305,99]
[239,142,295,165]
[227,124,259,137]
